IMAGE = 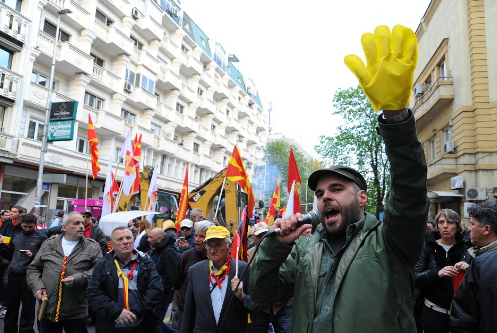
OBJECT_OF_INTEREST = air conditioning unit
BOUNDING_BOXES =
[463,202,476,218]
[203,64,209,70]
[466,187,488,201]
[131,8,140,19]
[414,83,424,97]
[443,141,456,154]
[451,176,465,190]
[124,82,134,93]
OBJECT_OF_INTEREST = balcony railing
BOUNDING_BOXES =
[0,2,30,44]
[0,66,21,101]
[413,76,454,128]
[92,64,121,92]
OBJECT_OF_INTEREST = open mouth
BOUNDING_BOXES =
[324,207,340,222]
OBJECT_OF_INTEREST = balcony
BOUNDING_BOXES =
[175,114,199,133]
[161,0,182,31]
[180,54,203,76]
[157,67,182,90]
[214,82,230,100]
[131,49,160,75]
[91,64,121,94]
[125,86,157,110]
[137,125,154,147]
[99,0,132,17]
[155,136,181,154]
[93,19,134,56]
[0,2,30,44]
[36,31,93,76]
[413,77,454,129]
[197,153,214,169]
[134,15,163,41]
[180,84,195,103]
[160,33,181,60]
[26,82,72,108]
[0,66,21,102]
[197,96,215,114]
[155,102,175,122]
[212,133,228,148]
[214,108,227,124]
[96,110,124,135]
[196,125,211,141]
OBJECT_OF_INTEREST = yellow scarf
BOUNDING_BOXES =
[114,259,137,310]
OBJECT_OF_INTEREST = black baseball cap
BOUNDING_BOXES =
[80,209,92,217]
[308,165,367,191]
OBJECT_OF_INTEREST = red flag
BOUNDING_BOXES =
[452,271,466,295]
[130,134,142,196]
[287,147,301,214]
[225,145,255,218]
[265,175,281,227]
[88,115,100,179]
[175,163,189,234]
[232,230,241,259]
[238,206,249,262]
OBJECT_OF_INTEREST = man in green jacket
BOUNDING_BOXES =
[249,25,429,333]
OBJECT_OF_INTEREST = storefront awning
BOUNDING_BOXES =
[428,191,465,203]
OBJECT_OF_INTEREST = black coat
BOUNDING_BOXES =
[415,231,471,309]
[87,251,163,333]
[450,247,497,333]
[180,258,258,333]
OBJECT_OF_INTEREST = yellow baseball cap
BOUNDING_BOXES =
[204,226,230,241]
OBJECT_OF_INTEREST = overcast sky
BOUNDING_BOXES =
[183,0,433,158]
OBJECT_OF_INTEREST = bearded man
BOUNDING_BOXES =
[249,24,429,333]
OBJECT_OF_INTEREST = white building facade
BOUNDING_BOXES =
[0,0,268,213]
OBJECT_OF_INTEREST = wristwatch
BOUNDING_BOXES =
[381,108,410,124]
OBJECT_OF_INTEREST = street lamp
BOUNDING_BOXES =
[34,8,73,209]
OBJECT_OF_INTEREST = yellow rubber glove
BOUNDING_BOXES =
[344,25,418,111]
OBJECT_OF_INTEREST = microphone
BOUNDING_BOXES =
[265,210,321,237]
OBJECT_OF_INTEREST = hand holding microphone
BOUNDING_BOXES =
[266,210,320,245]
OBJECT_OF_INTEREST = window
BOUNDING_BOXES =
[76,137,87,154]
[121,109,135,125]
[90,53,104,67]
[95,10,113,27]
[31,72,47,87]
[2,0,22,11]
[0,46,13,69]
[160,154,167,174]
[43,20,70,42]
[444,127,452,143]
[200,37,206,47]
[130,36,143,50]
[84,92,104,110]
[193,142,199,153]
[0,106,5,131]
[181,45,189,54]
[114,147,122,163]
[226,109,230,116]
[176,103,184,114]
[430,139,436,160]
[197,88,203,96]
[173,135,178,141]
[440,61,447,81]
[137,74,155,93]
[125,69,136,85]
[151,123,161,136]
[211,124,216,132]
[425,77,432,92]
[27,118,44,141]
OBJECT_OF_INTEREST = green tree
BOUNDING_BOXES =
[315,86,390,215]
[255,140,317,212]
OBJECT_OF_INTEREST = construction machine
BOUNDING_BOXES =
[188,168,248,238]
[116,165,179,227]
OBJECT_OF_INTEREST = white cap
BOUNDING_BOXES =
[180,219,193,228]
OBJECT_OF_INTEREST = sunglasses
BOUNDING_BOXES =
[181,227,191,231]
[205,242,227,250]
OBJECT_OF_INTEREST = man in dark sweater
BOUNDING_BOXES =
[0,213,47,333]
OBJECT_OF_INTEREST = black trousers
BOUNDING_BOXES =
[419,304,450,333]
[4,271,36,333]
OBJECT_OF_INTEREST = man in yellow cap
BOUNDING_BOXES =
[180,226,258,333]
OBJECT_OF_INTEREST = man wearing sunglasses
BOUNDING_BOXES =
[180,226,258,333]
[177,219,195,253]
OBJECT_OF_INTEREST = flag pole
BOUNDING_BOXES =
[214,175,227,219]
[85,145,89,209]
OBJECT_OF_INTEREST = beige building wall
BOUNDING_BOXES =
[410,0,497,221]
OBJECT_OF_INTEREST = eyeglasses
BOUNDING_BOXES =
[205,242,227,250]
[181,227,191,231]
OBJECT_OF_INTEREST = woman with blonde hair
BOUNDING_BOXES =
[135,219,151,251]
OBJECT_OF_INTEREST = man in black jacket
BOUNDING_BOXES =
[87,226,162,333]
[0,213,47,333]
[80,209,109,256]
[450,201,497,333]
[147,227,178,332]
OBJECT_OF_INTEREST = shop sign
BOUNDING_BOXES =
[50,101,78,120]
[47,120,75,141]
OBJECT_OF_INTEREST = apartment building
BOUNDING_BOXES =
[411,0,497,221]
[0,0,268,212]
